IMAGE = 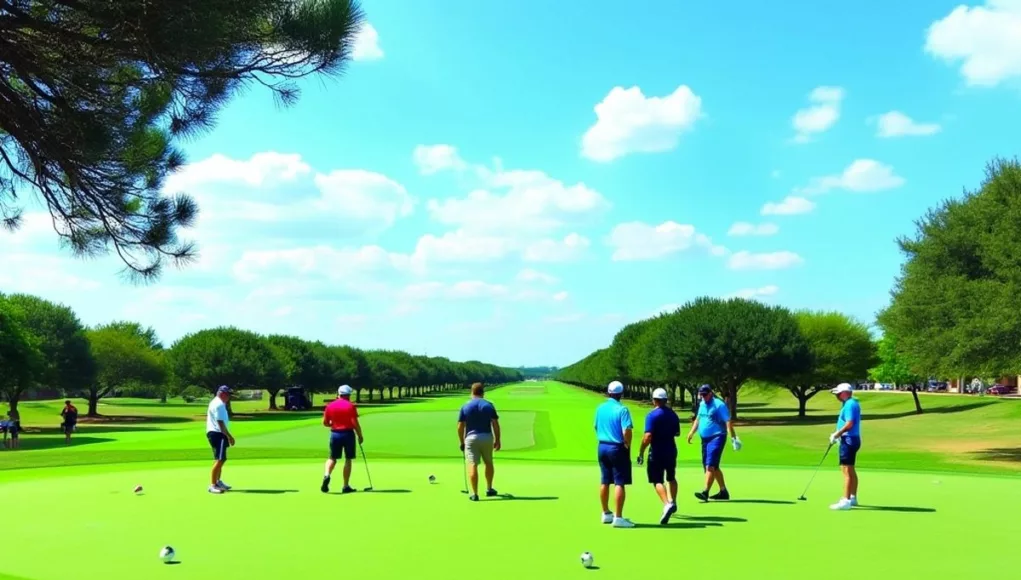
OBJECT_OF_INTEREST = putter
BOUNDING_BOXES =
[460,447,469,494]
[358,442,374,492]
[797,441,835,501]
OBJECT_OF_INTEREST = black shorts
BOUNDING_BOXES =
[9,421,19,439]
[839,435,861,466]
[207,431,228,461]
[63,423,75,435]
[646,453,677,484]
[329,430,356,460]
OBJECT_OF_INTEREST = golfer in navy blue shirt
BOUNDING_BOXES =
[687,384,741,502]
[594,380,635,528]
[637,388,681,524]
[829,383,862,511]
[457,382,502,501]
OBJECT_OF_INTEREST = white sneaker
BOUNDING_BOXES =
[660,502,677,525]
[216,480,232,491]
[829,498,852,510]
[849,496,858,507]
[612,517,635,528]
[207,485,223,494]
[601,512,614,524]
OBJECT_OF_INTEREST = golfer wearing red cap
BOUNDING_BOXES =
[321,385,363,494]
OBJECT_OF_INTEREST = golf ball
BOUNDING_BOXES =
[580,552,594,568]
[159,546,175,563]
[428,475,436,483]
[134,485,143,494]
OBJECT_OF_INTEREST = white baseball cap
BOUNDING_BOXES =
[607,381,624,395]
[652,388,668,400]
[831,383,853,395]
[338,385,353,396]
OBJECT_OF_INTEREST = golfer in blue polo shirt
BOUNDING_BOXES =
[687,384,741,502]
[637,388,681,525]
[829,382,861,511]
[595,380,635,528]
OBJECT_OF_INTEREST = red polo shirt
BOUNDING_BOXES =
[324,398,358,431]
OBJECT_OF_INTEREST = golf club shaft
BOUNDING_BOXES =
[359,442,373,489]
[799,442,834,499]
[461,448,469,493]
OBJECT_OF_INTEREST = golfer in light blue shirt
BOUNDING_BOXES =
[594,381,635,528]
[829,383,862,510]
[687,385,741,502]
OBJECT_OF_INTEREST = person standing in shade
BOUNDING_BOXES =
[457,382,502,501]
[637,388,681,524]
[60,400,78,445]
[687,384,741,502]
[595,380,635,528]
[7,409,20,450]
[321,384,364,494]
[206,386,235,494]
[829,383,862,511]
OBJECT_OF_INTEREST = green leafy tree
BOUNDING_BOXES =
[783,312,877,418]
[869,334,925,414]
[0,296,44,412]
[96,321,163,350]
[266,335,335,409]
[1,0,367,280]
[86,323,167,416]
[4,294,96,406]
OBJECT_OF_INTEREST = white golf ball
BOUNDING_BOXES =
[428,474,436,482]
[159,546,175,563]
[580,551,594,568]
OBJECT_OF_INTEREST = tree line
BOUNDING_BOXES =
[0,292,521,417]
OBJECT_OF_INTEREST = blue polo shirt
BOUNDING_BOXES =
[697,397,730,439]
[595,398,633,445]
[837,398,862,438]
[458,398,499,436]
[644,406,680,457]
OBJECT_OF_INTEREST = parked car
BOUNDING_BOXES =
[987,384,1017,396]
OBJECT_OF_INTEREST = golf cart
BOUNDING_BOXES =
[283,386,313,411]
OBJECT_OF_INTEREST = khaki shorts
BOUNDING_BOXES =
[464,433,494,465]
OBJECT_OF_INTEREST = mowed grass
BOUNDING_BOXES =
[1,381,1020,579]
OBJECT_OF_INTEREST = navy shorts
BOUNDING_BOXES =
[646,453,677,484]
[207,431,228,461]
[597,442,632,486]
[701,434,725,469]
[10,421,19,439]
[329,430,356,461]
[839,435,861,466]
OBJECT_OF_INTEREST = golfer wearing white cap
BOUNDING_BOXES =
[637,388,681,524]
[594,380,635,528]
[829,383,861,510]
[321,385,363,493]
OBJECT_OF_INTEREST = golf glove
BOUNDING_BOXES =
[732,437,742,451]
[636,455,644,465]
[829,432,839,445]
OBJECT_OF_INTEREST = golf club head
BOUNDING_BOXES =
[797,496,807,501]
[363,487,373,492]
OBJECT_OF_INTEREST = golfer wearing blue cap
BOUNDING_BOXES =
[687,384,741,502]
[206,386,235,494]
[595,380,635,528]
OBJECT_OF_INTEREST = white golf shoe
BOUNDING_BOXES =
[612,517,635,528]
[829,498,853,510]
[601,512,614,524]
[849,496,858,507]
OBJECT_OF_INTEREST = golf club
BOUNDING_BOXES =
[797,441,835,501]
[460,447,469,494]
[358,442,374,492]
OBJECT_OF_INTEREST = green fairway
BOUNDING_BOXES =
[2,382,1019,579]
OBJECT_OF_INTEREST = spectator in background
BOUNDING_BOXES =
[60,400,79,445]
[7,409,20,450]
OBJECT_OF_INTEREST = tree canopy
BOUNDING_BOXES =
[86,323,167,415]
[1,0,366,280]
[0,295,43,409]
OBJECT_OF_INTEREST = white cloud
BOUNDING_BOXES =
[164,152,312,192]
[727,285,780,300]
[0,253,102,293]
[728,251,803,271]
[311,170,414,228]
[411,230,518,266]
[399,280,510,301]
[608,221,726,261]
[794,159,905,195]
[792,86,844,143]
[517,269,559,284]
[875,111,942,138]
[728,222,779,237]
[352,23,384,61]
[760,196,815,216]
[232,245,409,284]
[925,1,1021,87]
[581,85,703,162]
[522,233,591,263]
[413,145,467,175]
[552,291,569,302]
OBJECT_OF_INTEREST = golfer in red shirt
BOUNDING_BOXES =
[321,385,364,494]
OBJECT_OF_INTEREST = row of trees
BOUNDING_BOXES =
[556,298,882,419]
[0,292,521,416]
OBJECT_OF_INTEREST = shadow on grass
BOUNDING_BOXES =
[230,411,321,422]
[856,505,935,513]
[634,522,722,529]
[33,425,168,435]
[232,489,299,494]
[366,489,412,494]
[494,494,558,501]
[12,436,115,450]
[674,514,748,523]
[78,415,194,425]
[741,401,996,427]
[725,499,796,505]
[971,447,1021,463]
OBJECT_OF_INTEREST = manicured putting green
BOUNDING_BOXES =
[2,460,1018,579]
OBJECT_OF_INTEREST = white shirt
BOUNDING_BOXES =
[207,397,229,433]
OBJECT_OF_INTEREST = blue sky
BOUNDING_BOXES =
[3,0,1021,367]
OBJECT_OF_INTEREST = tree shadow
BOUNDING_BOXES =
[741,401,996,427]
[724,499,796,505]
[971,447,1021,463]
[674,514,748,523]
[13,436,115,450]
[231,489,299,494]
[231,412,320,422]
[856,505,935,513]
[78,415,193,425]
[33,425,167,435]
[633,522,722,529]
[494,494,558,501]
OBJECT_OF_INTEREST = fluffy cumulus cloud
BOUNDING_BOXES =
[794,159,905,195]
[728,251,803,271]
[875,111,941,138]
[517,269,559,284]
[727,285,780,300]
[412,144,468,175]
[581,85,703,162]
[925,1,1021,87]
[607,221,726,261]
[760,196,815,216]
[791,86,844,143]
[728,222,779,236]
[352,22,384,61]
[522,233,591,263]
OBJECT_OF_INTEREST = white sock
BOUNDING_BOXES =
[849,495,856,499]
[324,472,330,478]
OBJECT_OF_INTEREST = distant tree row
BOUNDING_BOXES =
[0,292,521,416]
[555,298,879,419]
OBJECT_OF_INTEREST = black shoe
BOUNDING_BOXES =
[694,490,709,502]
[485,488,499,497]
[710,489,730,501]
[341,485,356,494]
[469,494,479,501]
[321,476,330,493]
